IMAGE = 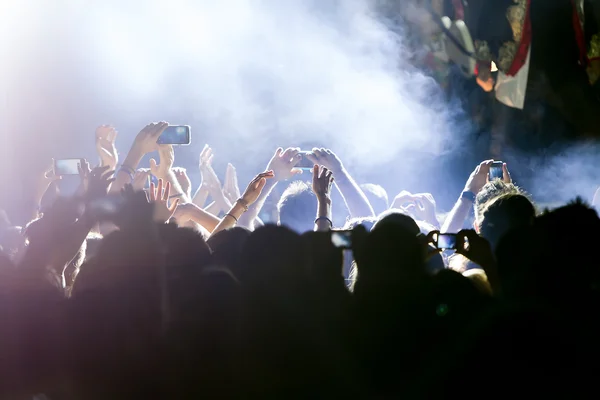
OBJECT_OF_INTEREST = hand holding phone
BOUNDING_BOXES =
[435,233,458,250]
[489,161,504,181]
[157,125,191,145]
[296,151,316,171]
[53,158,86,176]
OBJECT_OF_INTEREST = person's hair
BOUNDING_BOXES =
[479,193,536,249]
[342,216,377,232]
[206,227,251,278]
[474,181,527,225]
[360,183,389,215]
[277,181,317,233]
[373,209,420,236]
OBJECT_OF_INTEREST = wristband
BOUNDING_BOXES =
[461,191,476,203]
[224,213,238,223]
[314,216,333,227]
[118,164,135,181]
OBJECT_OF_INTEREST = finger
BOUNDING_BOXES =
[150,182,157,201]
[281,148,298,160]
[320,167,329,179]
[291,168,303,175]
[502,163,511,183]
[427,230,440,245]
[156,179,164,201]
[311,148,322,158]
[169,197,180,212]
[149,158,158,172]
[312,165,319,184]
[255,177,267,192]
[163,181,171,201]
[290,153,303,167]
[152,122,169,139]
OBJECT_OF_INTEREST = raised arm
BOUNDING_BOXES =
[211,171,274,237]
[311,165,334,232]
[441,160,493,233]
[306,148,374,219]
[111,122,168,194]
[149,144,190,204]
[237,148,302,230]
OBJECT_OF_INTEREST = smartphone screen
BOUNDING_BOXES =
[296,151,315,171]
[437,233,457,250]
[54,158,84,176]
[489,161,504,181]
[331,230,352,249]
[87,195,125,221]
[157,125,191,145]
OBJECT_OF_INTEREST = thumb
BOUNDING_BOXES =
[169,198,180,212]
[291,168,303,175]
[149,158,159,171]
[253,178,267,194]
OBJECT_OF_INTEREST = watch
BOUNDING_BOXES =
[461,190,476,203]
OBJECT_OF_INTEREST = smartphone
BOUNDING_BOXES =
[157,125,191,145]
[87,195,125,221]
[53,158,85,176]
[436,233,457,250]
[331,230,352,249]
[489,161,504,181]
[296,151,315,171]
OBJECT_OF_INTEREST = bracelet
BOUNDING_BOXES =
[118,164,136,181]
[118,168,135,181]
[461,191,476,203]
[314,216,333,227]
[224,213,238,223]
[236,198,249,212]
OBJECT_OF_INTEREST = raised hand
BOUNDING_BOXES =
[266,147,303,181]
[133,122,168,155]
[199,144,214,169]
[312,165,334,202]
[132,169,151,192]
[149,144,175,178]
[173,167,192,198]
[455,229,495,270]
[404,193,439,228]
[85,166,116,201]
[95,125,119,170]
[223,163,241,204]
[240,171,275,206]
[306,148,344,175]
[464,160,494,194]
[391,190,415,209]
[149,179,179,223]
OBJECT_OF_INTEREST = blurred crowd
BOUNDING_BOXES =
[0,122,600,399]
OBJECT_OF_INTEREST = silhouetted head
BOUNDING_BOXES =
[475,180,527,226]
[277,181,317,233]
[479,193,536,250]
[360,183,389,215]
[207,227,251,277]
[240,224,306,286]
[373,209,420,235]
[356,213,425,292]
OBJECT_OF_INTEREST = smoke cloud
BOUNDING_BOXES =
[86,0,465,163]
[4,0,474,216]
